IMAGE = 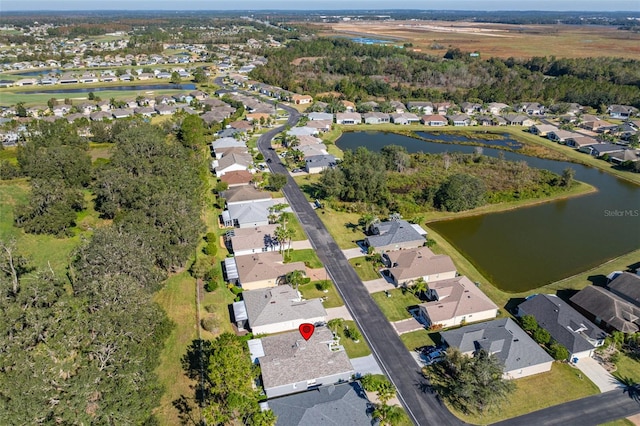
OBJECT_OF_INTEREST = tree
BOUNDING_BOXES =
[410,277,428,299]
[284,269,306,291]
[533,327,551,345]
[372,403,405,426]
[15,102,27,117]
[435,173,486,212]
[520,314,538,333]
[328,318,344,334]
[266,173,288,191]
[549,342,570,361]
[429,348,515,415]
[248,409,277,426]
[170,71,182,84]
[561,167,575,187]
[193,67,208,84]
[178,114,206,149]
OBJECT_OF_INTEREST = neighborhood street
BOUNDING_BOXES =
[217,77,640,426]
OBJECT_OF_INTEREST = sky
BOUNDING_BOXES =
[2,0,639,12]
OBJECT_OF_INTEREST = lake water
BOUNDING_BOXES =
[15,83,196,94]
[7,69,61,77]
[337,131,640,293]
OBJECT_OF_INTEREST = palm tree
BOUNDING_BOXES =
[372,403,404,426]
[327,318,344,335]
[284,269,306,291]
[411,277,428,300]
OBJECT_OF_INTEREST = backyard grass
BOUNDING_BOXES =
[0,146,18,164]
[335,320,371,358]
[349,256,382,281]
[89,142,114,162]
[285,248,323,268]
[448,362,600,425]
[613,353,640,384]
[399,329,439,351]
[370,288,420,322]
[298,280,344,308]
[599,420,635,426]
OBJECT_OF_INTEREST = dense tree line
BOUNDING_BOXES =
[1,120,208,422]
[250,38,640,108]
[318,145,574,215]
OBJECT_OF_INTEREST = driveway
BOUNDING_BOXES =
[351,354,384,377]
[342,247,365,259]
[393,318,425,335]
[574,357,622,393]
[326,306,353,321]
[362,278,396,294]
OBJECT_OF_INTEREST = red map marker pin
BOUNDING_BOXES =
[299,323,315,341]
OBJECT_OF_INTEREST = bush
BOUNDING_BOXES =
[256,153,264,161]
[549,342,570,361]
[204,304,216,313]
[229,285,243,296]
[346,328,361,342]
[533,327,551,345]
[205,280,219,292]
[201,317,218,333]
[204,240,218,256]
[316,280,332,291]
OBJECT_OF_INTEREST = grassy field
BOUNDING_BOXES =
[613,353,640,384]
[298,280,344,308]
[599,420,635,426]
[399,329,439,351]
[448,362,600,425]
[0,146,18,164]
[336,320,371,358]
[320,21,640,59]
[285,248,323,268]
[349,256,382,281]
[370,288,420,322]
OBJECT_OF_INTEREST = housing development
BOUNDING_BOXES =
[1,7,639,426]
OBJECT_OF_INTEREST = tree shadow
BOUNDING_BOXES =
[620,376,640,403]
[588,274,609,287]
[181,339,213,406]
[345,222,359,232]
[556,289,579,303]
[171,395,204,426]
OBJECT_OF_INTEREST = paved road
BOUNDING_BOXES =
[248,99,460,426]
[494,388,640,426]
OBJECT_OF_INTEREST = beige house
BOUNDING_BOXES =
[292,94,313,105]
[234,252,306,290]
[229,224,281,257]
[418,276,498,329]
[382,247,456,287]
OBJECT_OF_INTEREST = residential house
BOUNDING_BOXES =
[433,102,454,115]
[608,105,638,119]
[486,102,510,115]
[460,102,482,115]
[287,126,319,137]
[90,111,112,121]
[224,200,276,229]
[608,272,640,306]
[305,120,333,132]
[609,149,640,165]
[248,326,355,398]
[517,294,606,360]
[365,219,426,253]
[213,152,253,177]
[335,112,362,125]
[97,100,111,111]
[363,112,390,124]
[530,124,558,137]
[219,170,254,188]
[341,100,356,112]
[239,285,327,334]
[580,119,613,132]
[155,105,175,116]
[14,78,38,86]
[190,90,208,101]
[234,251,305,290]
[520,102,545,115]
[547,130,580,144]
[579,143,625,157]
[441,318,554,379]
[292,94,313,105]
[229,120,253,132]
[267,382,374,426]
[307,112,333,121]
[422,114,448,126]
[211,137,246,157]
[361,101,379,110]
[475,115,496,126]
[305,154,336,174]
[111,108,134,119]
[221,186,271,206]
[228,224,281,256]
[406,101,433,115]
[52,105,72,117]
[389,100,407,113]
[390,113,420,125]
[566,136,598,149]
[382,247,456,287]
[418,275,499,329]
[503,114,534,127]
[447,113,472,127]
[134,107,156,117]
[570,285,640,333]
[296,135,323,147]
[300,144,328,158]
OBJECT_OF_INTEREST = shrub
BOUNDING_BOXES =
[201,317,218,333]
[549,342,570,361]
[316,280,332,291]
[256,153,264,161]
[533,328,551,345]
[204,240,218,256]
[347,328,361,342]
[205,280,219,292]
[204,304,216,313]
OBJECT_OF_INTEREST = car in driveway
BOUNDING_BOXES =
[421,348,446,365]
[292,168,303,173]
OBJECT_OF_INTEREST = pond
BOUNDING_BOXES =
[6,69,61,77]
[15,83,196,94]
[337,131,640,293]
[414,131,523,150]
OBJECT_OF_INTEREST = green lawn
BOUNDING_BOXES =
[449,362,600,425]
[317,207,364,249]
[613,352,640,384]
[336,320,371,358]
[599,420,635,426]
[298,280,344,308]
[288,213,308,241]
[0,146,18,164]
[285,248,323,268]
[370,288,420,322]
[349,256,382,281]
[399,329,440,351]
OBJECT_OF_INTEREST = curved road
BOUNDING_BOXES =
[215,77,640,426]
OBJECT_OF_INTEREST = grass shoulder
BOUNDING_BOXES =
[349,256,382,281]
[335,320,371,358]
[370,288,419,322]
[298,280,344,308]
[284,248,323,268]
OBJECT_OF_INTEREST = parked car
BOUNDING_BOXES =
[292,168,303,173]
[424,354,445,366]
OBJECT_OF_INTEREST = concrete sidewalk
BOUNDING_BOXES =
[574,357,622,393]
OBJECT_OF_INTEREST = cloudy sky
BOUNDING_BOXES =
[3,0,639,11]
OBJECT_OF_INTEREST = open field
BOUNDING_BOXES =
[318,21,640,59]
[445,362,599,424]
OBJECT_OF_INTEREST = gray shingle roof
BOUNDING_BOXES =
[268,382,373,426]
[441,318,553,375]
[366,219,425,250]
[243,285,326,327]
[608,272,640,306]
[570,285,640,333]
[518,294,607,355]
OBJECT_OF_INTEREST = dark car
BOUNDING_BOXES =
[266,158,272,163]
